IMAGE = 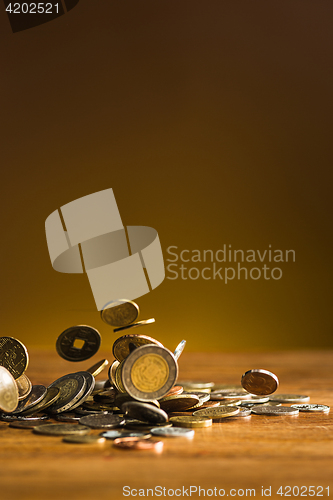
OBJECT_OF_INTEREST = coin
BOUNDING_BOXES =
[151,427,195,438]
[9,420,39,429]
[193,406,240,419]
[174,340,186,361]
[169,416,212,428]
[79,414,125,429]
[197,401,220,409]
[47,373,87,414]
[113,319,156,334]
[100,300,139,327]
[121,344,178,401]
[63,435,106,444]
[0,366,19,412]
[164,386,184,397]
[86,359,109,377]
[112,333,163,362]
[56,326,101,362]
[269,394,310,403]
[182,391,211,408]
[0,337,29,379]
[251,406,299,416]
[75,408,109,416]
[20,387,60,416]
[290,404,330,412]
[241,369,279,396]
[121,401,168,424]
[56,412,81,422]
[159,395,200,412]
[240,401,281,408]
[67,371,96,410]
[224,407,252,417]
[113,437,164,451]
[124,421,172,431]
[178,381,214,390]
[17,413,49,421]
[212,384,246,392]
[94,389,117,404]
[16,374,32,401]
[115,360,126,393]
[12,385,47,414]
[34,423,91,436]
[101,430,151,440]
[210,391,250,401]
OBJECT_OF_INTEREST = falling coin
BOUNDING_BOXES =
[113,319,156,334]
[56,326,101,362]
[241,369,279,396]
[174,340,186,361]
[0,337,29,379]
[86,359,109,377]
[112,333,163,362]
[100,300,139,327]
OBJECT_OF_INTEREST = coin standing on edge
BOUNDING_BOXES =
[0,366,19,412]
[174,340,186,361]
[86,359,109,378]
[16,374,32,401]
[56,326,101,362]
[100,300,139,327]
[47,373,87,414]
[241,369,279,396]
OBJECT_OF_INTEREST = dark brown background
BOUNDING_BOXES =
[0,1,332,351]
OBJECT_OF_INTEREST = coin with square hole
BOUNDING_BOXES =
[56,326,101,362]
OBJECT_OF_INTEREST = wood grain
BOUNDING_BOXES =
[1,350,332,500]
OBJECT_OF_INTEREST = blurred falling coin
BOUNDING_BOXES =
[113,319,155,334]
[34,424,91,436]
[113,437,164,451]
[269,394,310,403]
[0,337,29,379]
[0,366,18,412]
[63,435,106,444]
[173,340,186,361]
[56,326,101,362]
[101,300,139,327]
[241,369,279,396]
[86,359,109,377]
[16,374,32,401]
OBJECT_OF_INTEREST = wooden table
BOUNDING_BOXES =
[1,350,332,500]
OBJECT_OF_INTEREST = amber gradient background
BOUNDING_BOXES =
[0,1,332,352]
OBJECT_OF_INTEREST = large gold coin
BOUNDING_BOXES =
[169,416,212,428]
[122,345,178,401]
[100,300,139,327]
[0,366,19,412]
[0,337,29,379]
[113,334,163,362]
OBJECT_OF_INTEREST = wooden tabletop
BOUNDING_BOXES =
[1,350,332,500]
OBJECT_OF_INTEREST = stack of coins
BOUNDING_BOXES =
[0,301,330,451]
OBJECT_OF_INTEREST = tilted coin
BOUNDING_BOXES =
[169,416,212,428]
[12,385,47,414]
[0,366,19,412]
[290,404,330,412]
[34,423,91,436]
[113,437,164,451]
[56,412,81,422]
[269,394,310,403]
[47,373,87,414]
[108,360,119,386]
[67,371,96,411]
[16,374,32,401]
[121,401,168,424]
[251,406,299,416]
[121,344,178,401]
[100,300,139,327]
[113,333,163,362]
[63,435,106,444]
[113,319,155,334]
[151,427,195,438]
[241,369,279,396]
[178,381,214,390]
[79,413,125,429]
[159,395,200,413]
[56,326,101,362]
[174,340,186,361]
[181,391,211,409]
[165,386,184,397]
[193,406,240,419]
[20,387,60,416]
[101,430,151,440]
[86,359,109,377]
[114,360,126,393]
[94,388,117,404]
[0,337,29,379]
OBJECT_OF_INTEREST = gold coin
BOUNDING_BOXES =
[159,395,200,413]
[241,369,279,396]
[122,345,178,401]
[169,416,212,428]
[63,435,106,444]
[193,406,240,419]
[0,366,19,412]
[34,424,91,436]
[113,333,163,362]
[86,359,109,377]
[0,337,29,379]
[16,374,32,401]
[108,360,119,386]
[100,300,139,327]
[113,319,156,334]
[115,361,126,393]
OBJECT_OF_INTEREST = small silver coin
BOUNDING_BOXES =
[173,340,186,361]
[269,394,310,403]
[290,404,330,412]
[12,385,47,414]
[34,424,91,436]
[79,413,125,429]
[251,406,299,416]
[150,427,195,438]
[101,430,151,440]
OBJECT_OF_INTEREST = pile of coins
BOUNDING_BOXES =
[0,300,330,451]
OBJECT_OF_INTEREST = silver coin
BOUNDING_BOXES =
[290,404,330,412]
[34,423,91,436]
[67,371,96,411]
[113,318,155,334]
[251,406,299,416]
[101,430,151,440]
[0,366,18,412]
[79,413,125,429]
[178,380,214,390]
[224,407,252,417]
[174,340,186,361]
[269,394,310,403]
[17,413,49,421]
[47,373,87,414]
[12,385,47,414]
[56,412,81,422]
[151,427,195,438]
[244,396,269,404]
[240,401,281,408]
